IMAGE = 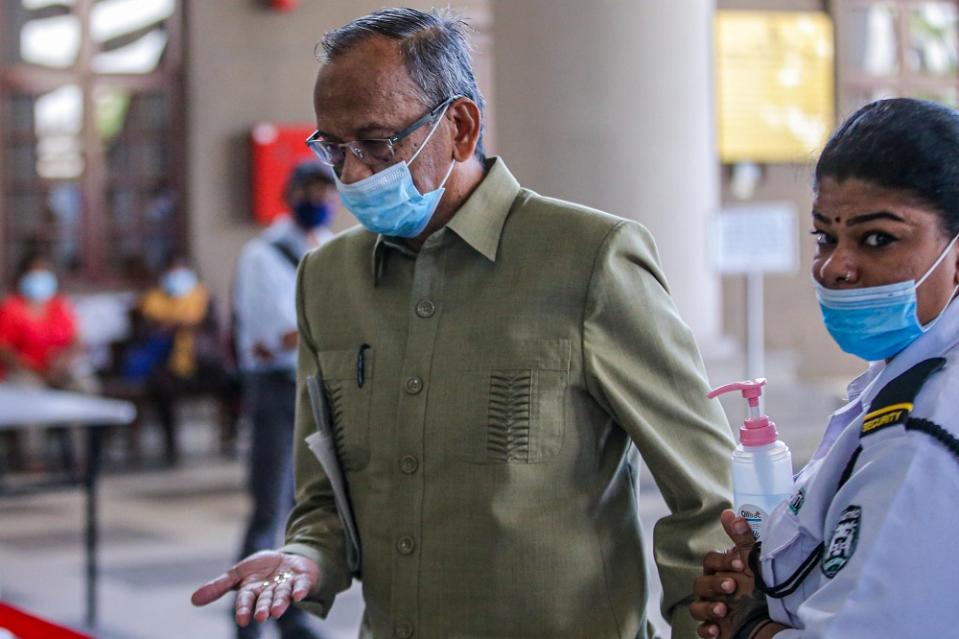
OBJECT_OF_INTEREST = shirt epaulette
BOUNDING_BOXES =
[860,357,946,438]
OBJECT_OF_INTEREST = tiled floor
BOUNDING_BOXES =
[0,457,675,638]
[0,456,365,639]
[0,374,840,639]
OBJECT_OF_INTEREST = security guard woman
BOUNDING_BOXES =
[691,98,959,638]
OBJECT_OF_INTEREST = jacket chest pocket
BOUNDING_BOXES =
[455,339,570,464]
[317,348,373,472]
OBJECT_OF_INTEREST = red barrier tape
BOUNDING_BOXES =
[0,603,93,639]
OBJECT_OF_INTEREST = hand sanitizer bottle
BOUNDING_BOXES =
[707,378,793,541]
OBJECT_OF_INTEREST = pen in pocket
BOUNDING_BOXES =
[356,343,370,388]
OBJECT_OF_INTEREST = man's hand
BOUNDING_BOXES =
[690,510,764,638]
[280,330,299,350]
[190,551,319,627]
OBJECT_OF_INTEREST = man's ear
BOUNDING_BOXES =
[448,98,481,162]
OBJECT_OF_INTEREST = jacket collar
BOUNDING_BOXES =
[370,157,521,280]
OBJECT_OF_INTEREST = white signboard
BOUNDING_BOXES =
[712,203,799,275]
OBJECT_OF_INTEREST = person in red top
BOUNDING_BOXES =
[0,253,86,385]
[0,252,96,469]
[0,254,79,384]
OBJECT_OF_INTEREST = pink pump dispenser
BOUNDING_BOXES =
[707,379,777,447]
[708,378,793,540]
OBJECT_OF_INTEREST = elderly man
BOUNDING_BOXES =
[194,8,733,638]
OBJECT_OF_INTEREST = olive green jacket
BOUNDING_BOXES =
[283,158,734,638]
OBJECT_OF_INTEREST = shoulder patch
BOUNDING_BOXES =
[862,358,946,438]
[822,505,862,578]
[862,402,912,436]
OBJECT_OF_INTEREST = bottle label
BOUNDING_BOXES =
[738,504,767,540]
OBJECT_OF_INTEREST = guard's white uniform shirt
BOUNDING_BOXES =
[233,217,332,374]
[762,299,959,638]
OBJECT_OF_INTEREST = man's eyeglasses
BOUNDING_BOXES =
[306,95,462,168]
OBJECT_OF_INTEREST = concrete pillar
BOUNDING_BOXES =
[491,0,721,342]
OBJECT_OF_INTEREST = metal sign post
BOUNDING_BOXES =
[746,271,764,379]
[712,202,799,379]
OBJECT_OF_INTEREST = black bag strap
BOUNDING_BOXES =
[270,240,301,269]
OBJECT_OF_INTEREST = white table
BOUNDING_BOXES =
[0,386,135,427]
[0,384,136,629]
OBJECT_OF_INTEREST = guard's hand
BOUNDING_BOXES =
[190,551,319,627]
[703,509,756,577]
[252,341,274,363]
[690,510,761,638]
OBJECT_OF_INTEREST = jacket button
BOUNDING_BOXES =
[415,299,436,318]
[404,376,423,394]
[396,536,416,555]
[399,455,419,474]
[394,622,414,638]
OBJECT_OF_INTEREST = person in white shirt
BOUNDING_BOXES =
[232,161,336,639]
[691,98,959,638]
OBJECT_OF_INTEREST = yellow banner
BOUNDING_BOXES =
[716,11,835,163]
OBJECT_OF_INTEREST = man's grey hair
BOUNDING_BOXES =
[318,7,486,159]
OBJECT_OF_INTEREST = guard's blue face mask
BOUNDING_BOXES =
[293,201,331,230]
[816,232,959,361]
[19,270,57,303]
[334,105,455,239]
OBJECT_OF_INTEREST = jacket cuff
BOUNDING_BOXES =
[280,543,351,618]
[668,595,699,639]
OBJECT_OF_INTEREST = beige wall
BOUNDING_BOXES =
[185,1,493,317]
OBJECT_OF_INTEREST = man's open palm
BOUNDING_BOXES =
[190,551,319,626]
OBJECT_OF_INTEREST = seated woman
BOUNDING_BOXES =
[692,98,959,638]
[130,254,238,465]
[0,252,98,469]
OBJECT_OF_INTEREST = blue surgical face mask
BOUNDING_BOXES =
[293,201,331,230]
[162,268,198,298]
[19,270,58,303]
[334,106,456,238]
[816,232,959,361]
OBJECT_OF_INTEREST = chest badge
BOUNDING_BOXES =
[788,488,806,515]
[822,505,862,578]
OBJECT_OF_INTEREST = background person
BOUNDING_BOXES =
[691,98,959,639]
[133,254,237,466]
[0,252,98,469]
[230,161,336,639]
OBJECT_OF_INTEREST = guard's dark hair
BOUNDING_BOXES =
[816,98,959,237]
[318,7,486,159]
[285,160,334,205]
